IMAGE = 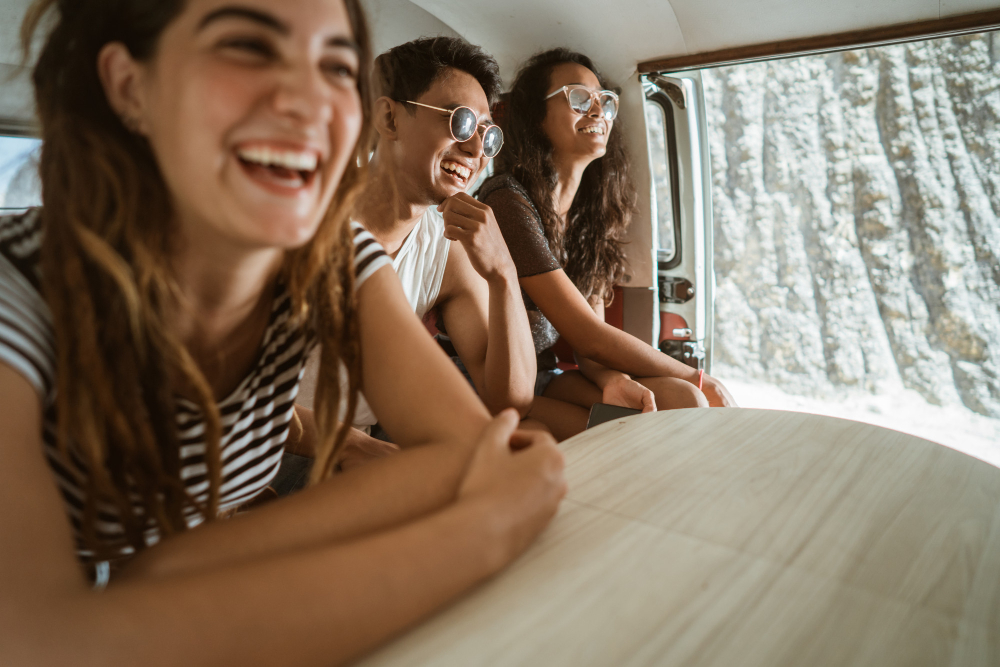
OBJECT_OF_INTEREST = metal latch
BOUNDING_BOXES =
[659,339,705,370]
[658,275,695,304]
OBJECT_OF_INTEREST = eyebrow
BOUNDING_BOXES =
[198,6,289,34]
[197,5,360,52]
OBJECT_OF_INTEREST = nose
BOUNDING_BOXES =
[458,126,485,159]
[586,94,603,118]
[272,63,333,126]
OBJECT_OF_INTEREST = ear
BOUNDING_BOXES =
[97,42,150,135]
[372,96,400,141]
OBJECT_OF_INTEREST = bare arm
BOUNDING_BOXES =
[520,269,735,407]
[575,298,656,412]
[123,265,498,578]
[436,193,535,417]
[0,362,565,667]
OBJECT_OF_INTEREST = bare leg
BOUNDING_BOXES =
[526,396,590,441]
[542,370,603,407]
[518,417,552,434]
[635,376,709,410]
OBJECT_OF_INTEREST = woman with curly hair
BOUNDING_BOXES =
[0,1,564,664]
[479,49,735,439]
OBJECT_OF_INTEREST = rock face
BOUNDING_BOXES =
[703,32,1000,418]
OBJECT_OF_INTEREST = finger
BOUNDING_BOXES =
[444,225,472,242]
[509,427,557,452]
[477,408,521,451]
[642,390,657,413]
[441,196,487,221]
[448,191,487,210]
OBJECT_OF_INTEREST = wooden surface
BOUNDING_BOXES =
[638,8,1000,73]
[358,408,1000,666]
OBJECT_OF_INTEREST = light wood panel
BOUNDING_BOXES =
[357,408,1000,666]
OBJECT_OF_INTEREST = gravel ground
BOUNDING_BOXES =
[719,378,1000,468]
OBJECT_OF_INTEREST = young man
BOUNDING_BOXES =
[344,37,536,433]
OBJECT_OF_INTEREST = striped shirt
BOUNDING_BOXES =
[0,209,390,564]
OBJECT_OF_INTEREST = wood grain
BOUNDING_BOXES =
[638,8,1000,73]
[357,409,1000,666]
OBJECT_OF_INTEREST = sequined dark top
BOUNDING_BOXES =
[478,173,563,371]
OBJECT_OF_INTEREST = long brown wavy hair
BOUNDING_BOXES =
[22,0,373,561]
[492,48,635,303]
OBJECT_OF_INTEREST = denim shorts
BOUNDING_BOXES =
[534,368,564,397]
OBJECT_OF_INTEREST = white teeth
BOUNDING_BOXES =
[237,146,318,172]
[442,160,471,179]
[579,126,604,135]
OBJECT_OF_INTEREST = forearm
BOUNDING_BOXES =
[11,501,505,667]
[482,271,536,416]
[578,322,699,383]
[121,437,476,581]
[576,356,627,390]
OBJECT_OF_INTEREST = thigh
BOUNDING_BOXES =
[636,376,709,410]
[542,370,603,408]
[527,396,590,442]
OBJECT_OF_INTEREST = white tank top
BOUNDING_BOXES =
[299,207,451,428]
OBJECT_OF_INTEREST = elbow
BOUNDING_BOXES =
[482,377,534,419]
[483,390,533,420]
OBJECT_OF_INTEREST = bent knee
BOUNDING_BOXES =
[649,376,709,410]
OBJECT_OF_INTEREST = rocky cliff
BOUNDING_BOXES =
[703,32,1000,418]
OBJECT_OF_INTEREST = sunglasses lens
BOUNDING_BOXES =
[599,93,618,120]
[451,107,478,142]
[567,88,593,114]
[483,126,503,158]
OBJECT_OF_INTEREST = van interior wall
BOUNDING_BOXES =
[706,32,1000,419]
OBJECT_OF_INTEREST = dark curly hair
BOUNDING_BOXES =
[492,48,634,303]
[374,36,502,108]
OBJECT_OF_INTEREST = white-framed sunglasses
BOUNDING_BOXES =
[401,100,504,158]
[545,85,619,121]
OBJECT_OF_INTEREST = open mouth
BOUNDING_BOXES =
[578,125,606,135]
[441,159,472,184]
[236,145,320,191]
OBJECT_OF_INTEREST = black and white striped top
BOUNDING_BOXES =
[0,209,390,564]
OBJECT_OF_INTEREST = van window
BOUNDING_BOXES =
[644,101,675,263]
[0,135,42,211]
[698,30,1000,460]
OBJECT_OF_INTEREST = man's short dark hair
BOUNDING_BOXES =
[375,37,503,109]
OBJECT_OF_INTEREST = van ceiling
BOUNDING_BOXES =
[408,0,999,83]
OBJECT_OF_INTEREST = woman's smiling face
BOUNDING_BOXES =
[541,62,611,167]
[104,0,364,253]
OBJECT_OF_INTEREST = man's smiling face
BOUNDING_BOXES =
[390,67,492,206]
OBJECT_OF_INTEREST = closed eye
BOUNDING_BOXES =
[218,36,276,60]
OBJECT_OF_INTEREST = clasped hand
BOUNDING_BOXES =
[438,193,515,283]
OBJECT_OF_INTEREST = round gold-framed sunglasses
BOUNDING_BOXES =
[401,100,504,158]
[545,85,619,121]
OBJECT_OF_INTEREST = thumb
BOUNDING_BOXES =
[477,408,520,451]
[643,390,657,413]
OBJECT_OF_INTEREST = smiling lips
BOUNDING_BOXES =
[236,144,321,191]
[578,125,605,135]
[441,159,473,183]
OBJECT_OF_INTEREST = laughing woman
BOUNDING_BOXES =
[479,49,736,440]
[0,1,564,665]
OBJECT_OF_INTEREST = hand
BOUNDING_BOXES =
[335,429,401,473]
[458,410,566,564]
[701,373,738,407]
[602,374,656,413]
[438,193,515,283]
